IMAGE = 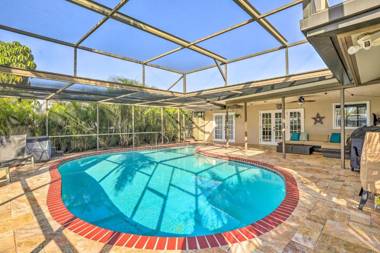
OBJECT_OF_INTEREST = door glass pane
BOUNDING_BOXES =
[289,111,301,134]
[261,113,272,143]
[214,115,224,140]
[274,112,282,142]
[226,115,234,140]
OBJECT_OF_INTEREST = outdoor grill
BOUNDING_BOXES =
[349,126,380,172]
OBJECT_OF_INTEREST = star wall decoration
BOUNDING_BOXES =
[312,113,325,125]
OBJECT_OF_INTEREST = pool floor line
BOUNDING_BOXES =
[46,144,299,250]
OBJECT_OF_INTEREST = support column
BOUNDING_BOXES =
[282,97,286,159]
[182,112,186,141]
[192,111,199,141]
[183,74,187,93]
[45,100,49,137]
[161,107,164,144]
[225,106,229,148]
[177,108,181,142]
[340,88,346,169]
[132,105,135,148]
[73,47,78,76]
[96,103,99,150]
[224,64,228,86]
[244,102,248,151]
[142,64,146,86]
[285,48,289,76]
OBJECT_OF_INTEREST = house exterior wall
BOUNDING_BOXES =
[194,96,380,145]
[192,114,205,141]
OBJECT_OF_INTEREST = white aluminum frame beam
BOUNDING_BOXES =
[69,0,227,63]
[145,0,303,65]
[0,65,182,97]
[233,0,288,46]
[187,40,308,75]
[167,76,184,91]
[76,0,130,46]
[0,0,304,78]
[0,24,183,74]
[214,60,227,83]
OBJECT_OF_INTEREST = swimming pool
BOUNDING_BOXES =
[57,146,286,238]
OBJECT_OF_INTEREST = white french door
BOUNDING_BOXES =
[213,113,235,142]
[259,109,304,145]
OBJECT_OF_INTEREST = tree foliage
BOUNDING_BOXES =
[0,98,45,136]
[0,41,37,84]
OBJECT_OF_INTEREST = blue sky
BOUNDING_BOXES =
[0,0,326,91]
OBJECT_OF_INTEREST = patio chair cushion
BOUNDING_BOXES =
[290,132,300,141]
[330,133,341,143]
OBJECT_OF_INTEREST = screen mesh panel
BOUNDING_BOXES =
[289,43,326,74]
[267,5,305,43]
[77,49,142,84]
[0,30,74,75]
[198,22,280,60]
[151,49,215,72]
[82,19,179,61]
[0,0,103,43]
[120,0,250,41]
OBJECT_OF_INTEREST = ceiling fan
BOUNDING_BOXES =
[289,96,316,104]
[348,30,380,55]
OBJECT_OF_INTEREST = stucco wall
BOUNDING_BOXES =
[192,114,205,141]
[195,96,380,145]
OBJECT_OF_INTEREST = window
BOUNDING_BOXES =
[333,102,370,129]
[289,111,302,134]
[213,113,235,142]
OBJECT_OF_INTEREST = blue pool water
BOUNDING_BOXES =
[59,146,285,237]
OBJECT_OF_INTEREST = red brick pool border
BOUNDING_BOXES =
[47,145,299,250]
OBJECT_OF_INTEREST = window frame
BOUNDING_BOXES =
[332,101,370,129]
[213,112,235,142]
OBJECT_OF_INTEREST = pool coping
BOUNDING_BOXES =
[46,144,299,251]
